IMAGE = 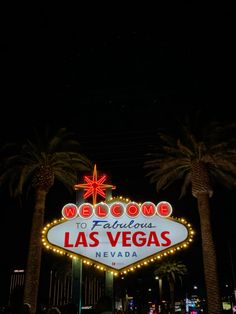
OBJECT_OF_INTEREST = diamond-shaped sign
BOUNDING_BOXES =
[43,199,194,273]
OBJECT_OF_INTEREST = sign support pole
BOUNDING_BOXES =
[105,272,114,311]
[105,185,114,312]
[71,188,84,314]
[72,258,82,314]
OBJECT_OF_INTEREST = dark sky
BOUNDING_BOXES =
[1,3,235,306]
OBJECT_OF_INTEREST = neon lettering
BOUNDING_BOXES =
[63,201,173,219]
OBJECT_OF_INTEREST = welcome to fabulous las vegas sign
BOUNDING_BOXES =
[42,165,194,274]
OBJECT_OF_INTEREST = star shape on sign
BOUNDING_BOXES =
[74,164,116,205]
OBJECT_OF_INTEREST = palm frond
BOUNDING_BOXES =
[0,127,93,198]
[144,119,236,195]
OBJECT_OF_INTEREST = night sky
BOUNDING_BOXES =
[1,4,235,306]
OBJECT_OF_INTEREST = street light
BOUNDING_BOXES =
[155,276,163,312]
[155,276,163,300]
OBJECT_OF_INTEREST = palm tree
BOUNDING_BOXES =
[0,127,93,314]
[144,119,236,314]
[154,257,187,314]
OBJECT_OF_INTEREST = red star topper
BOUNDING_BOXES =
[74,164,116,205]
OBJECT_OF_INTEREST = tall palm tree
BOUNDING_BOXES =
[154,257,187,314]
[0,127,93,314]
[144,119,236,314]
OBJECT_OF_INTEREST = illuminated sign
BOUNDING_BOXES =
[74,164,115,205]
[42,197,194,274]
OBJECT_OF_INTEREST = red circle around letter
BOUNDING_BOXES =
[62,203,78,219]
[156,201,172,217]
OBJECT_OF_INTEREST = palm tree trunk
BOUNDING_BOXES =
[23,189,47,314]
[197,192,222,314]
